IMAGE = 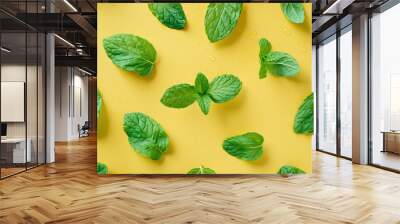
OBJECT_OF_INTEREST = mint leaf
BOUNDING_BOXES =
[161,73,241,115]
[208,74,242,103]
[123,112,169,160]
[265,52,300,77]
[97,162,108,175]
[222,132,264,161]
[97,89,102,118]
[194,72,209,95]
[277,165,305,177]
[259,38,272,55]
[258,38,272,79]
[259,64,268,79]
[197,94,212,115]
[103,34,156,76]
[187,166,216,174]
[148,3,186,30]
[161,84,197,108]
[258,38,300,78]
[294,93,314,134]
[280,3,304,24]
[205,3,243,42]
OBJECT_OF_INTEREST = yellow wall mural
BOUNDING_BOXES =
[97,3,312,174]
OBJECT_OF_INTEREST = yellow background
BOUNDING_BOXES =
[97,3,312,174]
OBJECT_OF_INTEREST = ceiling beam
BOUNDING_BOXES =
[322,0,356,14]
[67,13,97,45]
[55,55,96,71]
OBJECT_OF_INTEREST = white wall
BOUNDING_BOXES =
[55,67,89,141]
[55,67,69,141]
[1,66,26,138]
[1,63,46,164]
[1,65,39,137]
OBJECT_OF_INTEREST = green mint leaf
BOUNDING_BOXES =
[258,38,272,79]
[265,52,300,77]
[222,132,264,161]
[197,94,212,115]
[280,3,304,24]
[208,74,242,103]
[259,64,268,79]
[148,3,186,30]
[205,3,243,42]
[187,166,216,174]
[259,38,272,55]
[277,165,305,177]
[123,112,169,160]
[162,73,241,115]
[294,93,314,134]
[194,72,209,95]
[161,84,197,108]
[103,34,156,76]
[97,89,102,118]
[97,162,108,175]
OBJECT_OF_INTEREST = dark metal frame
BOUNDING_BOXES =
[315,45,319,151]
[367,10,373,166]
[0,0,47,180]
[336,25,341,159]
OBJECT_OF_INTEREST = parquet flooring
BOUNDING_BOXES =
[1,135,400,224]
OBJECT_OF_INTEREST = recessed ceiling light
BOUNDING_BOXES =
[1,47,11,53]
[54,34,75,48]
[323,0,349,15]
[63,0,78,12]
[77,67,93,76]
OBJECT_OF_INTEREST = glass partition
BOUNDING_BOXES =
[1,31,28,177]
[317,36,337,154]
[339,28,352,158]
[27,31,38,169]
[371,4,400,171]
[0,1,46,179]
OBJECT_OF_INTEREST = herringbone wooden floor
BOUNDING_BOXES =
[1,135,400,224]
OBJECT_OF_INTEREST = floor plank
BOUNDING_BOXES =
[0,135,400,224]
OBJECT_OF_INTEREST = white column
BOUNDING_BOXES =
[46,32,55,163]
[352,14,369,164]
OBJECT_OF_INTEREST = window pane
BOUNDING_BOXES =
[1,31,27,177]
[340,29,352,158]
[318,37,337,154]
[371,4,400,171]
[27,31,38,169]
